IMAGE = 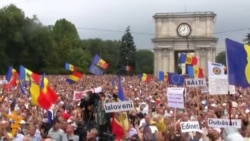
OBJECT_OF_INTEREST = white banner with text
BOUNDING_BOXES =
[104,101,134,113]
[207,118,241,128]
[180,121,200,133]
[166,87,185,109]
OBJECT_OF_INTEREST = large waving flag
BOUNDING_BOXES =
[225,38,250,87]
[65,63,76,71]
[168,72,185,86]
[88,63,104,75]
[19,65,40,83]
[92,54,109,70]
[30,74,58,109]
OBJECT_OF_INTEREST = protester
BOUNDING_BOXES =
[0,74,249,141]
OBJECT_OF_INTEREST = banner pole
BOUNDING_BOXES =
[196,87,200,116]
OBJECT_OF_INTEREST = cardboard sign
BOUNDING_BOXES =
[73,91,84,101]
[166,87,185,109]
[180,121,200,133]
[208,75,235,95]
[207,118,241,128]
[104,101,134,113]
[185,78,206,87]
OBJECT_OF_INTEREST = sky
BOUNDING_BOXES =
[1,0,250,53]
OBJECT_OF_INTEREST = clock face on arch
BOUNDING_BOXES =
[177,23,192,37]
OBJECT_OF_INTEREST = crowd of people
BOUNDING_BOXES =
[0,74,250,141]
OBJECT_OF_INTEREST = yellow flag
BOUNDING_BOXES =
[30,83,40,105]
[194,66,199,78]
[185,54,192,64]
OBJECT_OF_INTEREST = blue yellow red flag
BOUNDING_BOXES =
[225,38,250,87]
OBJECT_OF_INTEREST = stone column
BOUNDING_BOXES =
[158,49,163,73]
[154,50,158,76]
[169,49,175,72]
[199,49,207,77]
[162,49,169,72]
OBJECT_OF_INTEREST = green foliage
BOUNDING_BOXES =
[119,26,137,73]
[0,5,153,74]
[216,51,226,65]
[136,50,153,74]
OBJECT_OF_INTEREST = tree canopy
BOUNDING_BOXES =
[0,5,153,74]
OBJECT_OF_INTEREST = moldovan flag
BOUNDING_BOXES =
[225,38,250,87]
[92,54,109,70]
[138,73,151,82]
[65,63,76,71]
[19,65,40,83]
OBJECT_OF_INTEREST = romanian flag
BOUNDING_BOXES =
[185,54,192,64]
[225,38,250,87]
[19,65,40,83]
[65,63,76,71]
[138,73,151,82]
[66,71,83,84]
[30,74,58,109]
[92,54,109,70]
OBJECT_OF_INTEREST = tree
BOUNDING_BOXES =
[119,26,137,73]
[0,4,26,72]
[51,19,81,68]
[136,50,153,74]
[216,51,226,65]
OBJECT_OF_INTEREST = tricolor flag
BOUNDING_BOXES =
[92,54,109,70]
[19,65,40,83]
[138,73,151,82]
[225,38,250,87]
[65,63,76,71]
[66,71,83,84]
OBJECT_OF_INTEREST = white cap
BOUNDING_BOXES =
[20,120,26,124]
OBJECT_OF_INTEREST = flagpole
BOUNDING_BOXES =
[224,43,232,126]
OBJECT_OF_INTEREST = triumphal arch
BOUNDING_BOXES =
[152,12,218,77]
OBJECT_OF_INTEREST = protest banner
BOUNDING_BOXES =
[73,91,84,101]
[208,75,235,95]
[180,121,200,133]
[73,86,103,101]
[207,118,241,128]
[185,78,206,87]
[167,87,184,109]
[104,101,134,113]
